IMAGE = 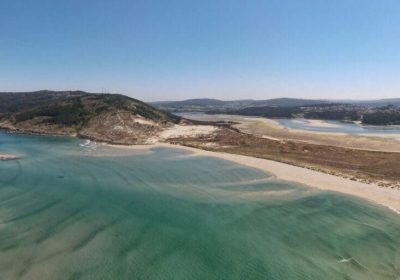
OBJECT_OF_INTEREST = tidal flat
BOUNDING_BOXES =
[0,132,400,279]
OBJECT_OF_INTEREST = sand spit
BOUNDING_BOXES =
[305,119,341,128]
[239,117,400,153]
[108,143,400,214]
[177,114,400,153]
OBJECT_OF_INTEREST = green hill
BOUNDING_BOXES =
[0,91,180,144]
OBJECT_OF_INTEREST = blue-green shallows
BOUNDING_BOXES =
[0,132,399,279]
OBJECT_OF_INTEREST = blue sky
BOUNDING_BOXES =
[1,0,399,101]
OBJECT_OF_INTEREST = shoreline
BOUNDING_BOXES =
[2,129,400,213]
[270,118,400,139]
[243,118,400,153]
[178,114,400,153]
[107,142,400,214]
[180,114,400,138]
[297,119,341,128]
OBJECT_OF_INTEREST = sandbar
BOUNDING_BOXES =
[108,143,400,214]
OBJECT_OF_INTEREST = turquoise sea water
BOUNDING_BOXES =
[0,132,400,279]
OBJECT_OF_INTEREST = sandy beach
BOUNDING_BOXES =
[108,142,400,214]
[304,119,341,128]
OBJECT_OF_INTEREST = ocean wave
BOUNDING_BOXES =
[79,140,97,151]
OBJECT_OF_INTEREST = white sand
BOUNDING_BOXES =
[0,154,18,160]
[109,143,400,214]
[306,119,341,128]
[144,125,218,144]
[158,125,218,139]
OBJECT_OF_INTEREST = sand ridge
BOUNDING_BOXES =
[106,142,400,214]
[304,119,341,128]
[0,154,18,160]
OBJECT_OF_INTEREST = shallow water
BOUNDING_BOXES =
[0,132,400,279]
[176,112,400,137]
[275,118,400,136]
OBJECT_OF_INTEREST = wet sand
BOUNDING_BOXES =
[180,114,400,152]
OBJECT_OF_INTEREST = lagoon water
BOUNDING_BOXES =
[0,132,400,279]
[275,118,400,136]
[176,112,400,137]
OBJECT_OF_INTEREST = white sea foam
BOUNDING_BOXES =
[79,140,97,151]
[388,206,400,215]
[79,140,91,147]
[338,258,352,263]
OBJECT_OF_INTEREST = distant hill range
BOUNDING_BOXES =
[152,97,400,125]
[0,90,180,144]
[151,97,400,112]
[151,98,331,111]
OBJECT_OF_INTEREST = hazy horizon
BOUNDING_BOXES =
[3,89,400,103]
[1,0,400,102]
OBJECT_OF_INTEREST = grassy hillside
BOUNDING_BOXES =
[0,91,180,144]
